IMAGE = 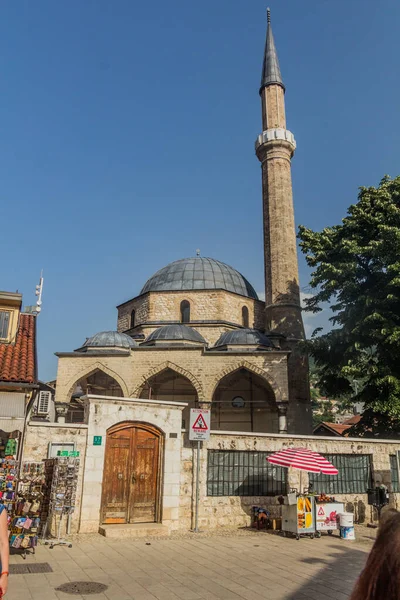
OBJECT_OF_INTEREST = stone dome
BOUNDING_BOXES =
[79,331,138,350]
[141,324,207,346]
[140,257,258,299]
[212,328,274,349]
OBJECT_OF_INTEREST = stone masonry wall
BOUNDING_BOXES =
[117,290,265,339]
[179,432,400,531]
[117,294,150,332]
[55,349,289,406]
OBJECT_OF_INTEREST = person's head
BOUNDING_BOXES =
[351,510,400,600]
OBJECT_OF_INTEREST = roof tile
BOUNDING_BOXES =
[0,314,37,384]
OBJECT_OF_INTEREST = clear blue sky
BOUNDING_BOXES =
[1,0,399,381]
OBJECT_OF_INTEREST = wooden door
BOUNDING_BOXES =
[101,423,161,525]
[130,428,159,523]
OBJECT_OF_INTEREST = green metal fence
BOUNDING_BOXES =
[207,450,287,497]
[309,454,372,494]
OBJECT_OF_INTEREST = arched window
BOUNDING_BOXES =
[180,300,190,323]
[242,306,249,328]
[130,309,136,329]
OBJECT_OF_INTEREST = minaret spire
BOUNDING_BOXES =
[255,9,311,433]
[260,8,284,94]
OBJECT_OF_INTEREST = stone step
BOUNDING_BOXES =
[99,522,169,539]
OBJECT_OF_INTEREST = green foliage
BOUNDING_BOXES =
[299,176,400,438]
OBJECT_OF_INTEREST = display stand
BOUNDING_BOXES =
[2,460,43,560]
[42,456,79,549]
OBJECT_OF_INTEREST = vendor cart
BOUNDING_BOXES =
[281,495,316,540]
[315,501,344,535]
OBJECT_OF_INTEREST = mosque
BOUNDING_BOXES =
[53,10,311,436]
[25,11,317,533]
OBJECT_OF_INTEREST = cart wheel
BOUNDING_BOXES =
[310,534,314,539]
[328,530,333,536]
[68,544,72,548]
[317,532,322,538]
[50,545,54,549]
[44,541,49,546]
[296,534,300,540]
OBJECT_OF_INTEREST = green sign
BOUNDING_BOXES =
[57,451,80,457]
[93,436,102,446]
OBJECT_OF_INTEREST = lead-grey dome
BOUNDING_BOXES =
[213,328,274,349]
[141,324,206,346]
[140,257,258,299]
[79,331,138,350]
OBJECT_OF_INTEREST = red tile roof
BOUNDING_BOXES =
[0,314,37,384]
[314,414,362,437]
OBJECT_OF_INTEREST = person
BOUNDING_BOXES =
[0,504,9,596]
[350,510,400,600]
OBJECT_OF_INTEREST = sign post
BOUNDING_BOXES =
[189,408,210,533]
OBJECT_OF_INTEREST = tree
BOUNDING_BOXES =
[298,176,400,438]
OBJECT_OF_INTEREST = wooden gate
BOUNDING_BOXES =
[101,422,163,524]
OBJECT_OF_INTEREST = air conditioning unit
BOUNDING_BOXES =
[37,391,51,416]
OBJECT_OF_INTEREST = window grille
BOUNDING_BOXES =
[0,311,10,339]
[207,450,287,497]
[309,454,372,495]
[390,454,400,493]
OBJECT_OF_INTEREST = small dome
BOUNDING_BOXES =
[213,328,274,349]
[79,331,138,350]
[140,257,258,299]
[141,324,206,346]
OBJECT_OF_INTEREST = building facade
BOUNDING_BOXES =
[23,13,398,537]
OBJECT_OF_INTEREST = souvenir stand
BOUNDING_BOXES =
[8,462,45,558]
[42,455,79,549]
[281,491,317,540]
[315,493,344,536]
[268,448,340,541]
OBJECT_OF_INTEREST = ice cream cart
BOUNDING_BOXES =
[281,495,316,540]
[315,499,344,536]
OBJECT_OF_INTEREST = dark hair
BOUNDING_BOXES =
[350,510,400,600]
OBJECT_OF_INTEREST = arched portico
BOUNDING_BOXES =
[211,367,279,433]
[137,364,201,428]
[65,367,125,423]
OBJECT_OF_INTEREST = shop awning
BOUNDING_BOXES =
[0,392,26,418]
[0,392,26,433]
[0,418,24,433]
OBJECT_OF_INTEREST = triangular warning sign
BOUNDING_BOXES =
[193,413,208,430]
[318,506,325,516]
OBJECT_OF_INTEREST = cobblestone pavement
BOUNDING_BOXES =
[7,529,372,600]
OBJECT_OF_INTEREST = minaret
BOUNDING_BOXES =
[256,9,311,433]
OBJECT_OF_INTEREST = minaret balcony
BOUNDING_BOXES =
[255,128,296,153]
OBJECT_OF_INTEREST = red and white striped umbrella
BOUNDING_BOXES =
[267,447,338,475]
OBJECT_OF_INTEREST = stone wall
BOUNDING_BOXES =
[117,290,265,342]
[23,423,88,534]
[179,431,400,531]
[55,348,289,408]
[117,294,150,332]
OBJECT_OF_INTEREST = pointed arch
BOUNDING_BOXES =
[210,360,282,402]
[65,361,129,401]
[132,361,204,399]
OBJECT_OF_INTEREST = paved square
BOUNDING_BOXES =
[7,531,372,600]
